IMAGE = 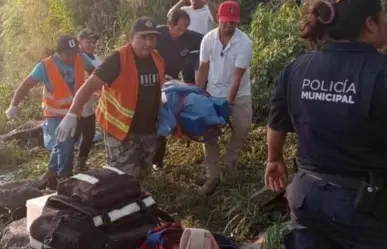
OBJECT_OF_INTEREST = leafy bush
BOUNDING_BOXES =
[0,0,176,79]
[249,2,307,123]
[1,0,76,79]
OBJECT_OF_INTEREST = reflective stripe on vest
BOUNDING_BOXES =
[104,90,134,118]
[97,101,130,134]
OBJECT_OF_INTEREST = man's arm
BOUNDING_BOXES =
[206,0,218,24]
[10,76,38,107]
[228,68,246,103]
[196,34,211,88]
[265,66,294,191]
[10,61,46,107]
[227,40,253,103]
[167,0,189,17]
[196,62,209,88]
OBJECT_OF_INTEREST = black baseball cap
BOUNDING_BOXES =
[56,35,80,53]
[131,16,160,35]
[77,29,100,40]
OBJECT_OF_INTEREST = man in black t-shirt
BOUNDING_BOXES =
[55,17,166,180]
[93,45,161,136]
[153,9,203,170]
[156,9,203,83]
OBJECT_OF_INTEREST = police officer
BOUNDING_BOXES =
[153,9,203,170]
[265,0,387,248]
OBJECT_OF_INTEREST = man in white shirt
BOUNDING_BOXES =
[168,0,217,35]
[196,1,253,195]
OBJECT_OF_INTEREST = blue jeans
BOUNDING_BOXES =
[285,172,387,249]
[46,117,76,177]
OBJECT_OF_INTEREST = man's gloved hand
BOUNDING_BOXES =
[5,105,18,120]
[56,113,77,142]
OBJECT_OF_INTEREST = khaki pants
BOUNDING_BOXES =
[204,95,252,179]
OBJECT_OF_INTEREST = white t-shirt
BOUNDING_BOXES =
[199,28,252,98]
[181,5,214,35]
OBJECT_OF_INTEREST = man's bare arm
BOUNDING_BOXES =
[206,0,218,23]
[167,0,189,17]
[227,67,246,104]
[196,62,209,88]
[10,76,38,107]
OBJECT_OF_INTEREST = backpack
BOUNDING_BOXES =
[56,166,142,209]
[29,167,173,249]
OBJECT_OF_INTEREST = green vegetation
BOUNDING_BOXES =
[0,0,304,247]
[250,2,307,123]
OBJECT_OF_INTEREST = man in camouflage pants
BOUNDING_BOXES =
[104,133,157,179]
[56,17,165,180]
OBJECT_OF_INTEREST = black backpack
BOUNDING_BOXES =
[29,167,173,249]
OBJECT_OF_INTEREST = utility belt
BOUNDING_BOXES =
[298,166,387,221]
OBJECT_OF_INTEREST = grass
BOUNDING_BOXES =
[0,83,296,247]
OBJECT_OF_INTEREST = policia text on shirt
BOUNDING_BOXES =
[301,78,356,104]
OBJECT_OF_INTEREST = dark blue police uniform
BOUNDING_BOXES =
[155,25,203,83]
[269,41,387,249]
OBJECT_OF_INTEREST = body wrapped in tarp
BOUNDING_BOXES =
[157,80,230,141]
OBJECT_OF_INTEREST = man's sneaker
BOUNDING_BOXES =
[199,178,221,196]
[74,157,89,174]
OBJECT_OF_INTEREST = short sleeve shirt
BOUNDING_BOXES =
[268,41,387,175]
[156,26,202,80]
[181,5,214,35]
[200,28,252,98]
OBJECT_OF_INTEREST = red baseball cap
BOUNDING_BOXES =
[217,1,240,23]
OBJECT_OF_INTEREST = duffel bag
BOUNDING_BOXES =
[57,166,141,208]
[30,194,173,249]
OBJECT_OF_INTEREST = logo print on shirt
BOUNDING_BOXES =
[180,49,189,57]
[140,73,159,86]
[68,39,76,48]
[301,79,356,104]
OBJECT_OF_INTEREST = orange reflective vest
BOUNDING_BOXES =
[41,55,85,117]
[96,45,165,141]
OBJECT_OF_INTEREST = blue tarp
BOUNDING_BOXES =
[157,80,230,138]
